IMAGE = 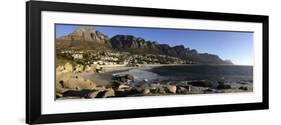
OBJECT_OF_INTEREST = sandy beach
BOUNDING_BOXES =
[79,66,134,85]
[78,65,168,85]
[102,64,194,71]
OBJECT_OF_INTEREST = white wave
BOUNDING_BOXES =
[113,69,163,82]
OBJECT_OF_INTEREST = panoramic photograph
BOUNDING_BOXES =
[55,24,253,100]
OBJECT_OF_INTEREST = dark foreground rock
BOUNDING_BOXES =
[188,80,214,88]
[95,88,115,98]
[112,74,134,83]
[215,80,231,89]
[176,86,190,94]
[239,86,249,91]
[62,89,93,98]
[216,84,231,89]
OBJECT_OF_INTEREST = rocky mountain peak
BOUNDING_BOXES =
[56,26,110,47]
[72,26,94,34]
[173,45,185,50]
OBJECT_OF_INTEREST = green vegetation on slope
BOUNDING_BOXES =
[56,55,77,67]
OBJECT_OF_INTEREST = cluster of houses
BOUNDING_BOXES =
[57,49,191,67]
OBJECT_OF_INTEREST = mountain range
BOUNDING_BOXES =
[56,26,232,64]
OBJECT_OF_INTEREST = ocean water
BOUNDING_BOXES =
[147,65,253,82]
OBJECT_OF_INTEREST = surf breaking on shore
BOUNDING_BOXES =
[112,69,166,83]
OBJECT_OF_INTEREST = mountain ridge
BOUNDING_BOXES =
[56,26,233,65]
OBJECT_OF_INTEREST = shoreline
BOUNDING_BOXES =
[102,63,253,71]
[99,64,253,84]
[56,64,253,99]
[57,71,253,99]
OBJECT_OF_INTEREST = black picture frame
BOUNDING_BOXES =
[26,1,269,124]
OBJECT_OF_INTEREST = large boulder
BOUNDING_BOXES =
[166,85,177,94]
[239,86,249,91]
[62,89,93,98]
[142,88,151,95]
[90,64,98,72]
[154,86,166,94]
[125,74,134,81]
[118,84,130,90]
[56,72,73,93]
[115,87,142,97]
[112,74,134,83]
[216,80,231,89]
[64,63,73,72]
[132,83,149,93]
[111,80,124,88]
[95,85,106,91]
[84,65,93,72]
[62,76,96,90]
[56,65,65,73]
[56,80,69,93]
[88,90,101,98]
[56,92,63,98]
[203,88,214,93]
[217,84,231,89]
[176,86,190,94]
[96,66,105,73]
[96,88,115,98]
[56,63,73,73]
[74,64,84,73]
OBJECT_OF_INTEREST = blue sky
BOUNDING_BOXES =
[56,24,253,65]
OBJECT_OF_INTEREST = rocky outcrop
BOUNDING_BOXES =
[56,63,73,73]
[62,89,93,98]
[56,64,98,98]
[57,75,96,90]
[112,74,134,83]
[74,64,84,73]
[216,81,232,89]
[57,63,100,75]
[238,86,249,91]
[88,90,101,98]
[166,85,177,94]
[83,64,98,73]
[176,86,191,94]
[142,88,151,95]
[102,88,115,98]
